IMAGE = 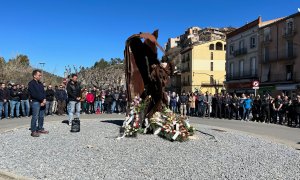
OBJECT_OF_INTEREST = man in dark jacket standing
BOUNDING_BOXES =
[0,83,9,119]
[179,91,188,116]
[28,70,48,137]
[66,74,81,126]
[45,85,55,116]
[10,84,21,118]
[55,85,67,116]
[20,84,30,117]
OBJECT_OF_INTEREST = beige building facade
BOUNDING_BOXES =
[181,39,226,94]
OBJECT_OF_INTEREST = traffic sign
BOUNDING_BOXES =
[252,81,259,87]
[253,87,259,89]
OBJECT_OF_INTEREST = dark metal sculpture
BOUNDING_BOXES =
[124,30,174,120]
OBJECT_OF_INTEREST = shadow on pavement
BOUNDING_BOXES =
[101,120,124,127]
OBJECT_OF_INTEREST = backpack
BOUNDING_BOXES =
[71,118,80,132]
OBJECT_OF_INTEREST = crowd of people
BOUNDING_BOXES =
[1,70,300,137]
[168,90,300,128]
[0,71,129,137]
[0,76,128,121]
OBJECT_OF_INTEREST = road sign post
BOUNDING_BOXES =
[252,81,259,96]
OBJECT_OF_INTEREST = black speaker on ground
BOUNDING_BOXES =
[71,118,80,132]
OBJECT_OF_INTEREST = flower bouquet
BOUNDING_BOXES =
[118,96,195,142]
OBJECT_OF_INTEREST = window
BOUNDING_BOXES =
[230,63,234,78]
[211,52,213,60]
[286,19,294,35]
[229,44,234,55]
[250,36,256,48]
[210,62,214,71]
[216,42,223,50]
[188,75,190,84]
[239,40,244,49]
[287,21,293,34]
[182,55,185,63]
[209,44,214,50]
[286,65,293,81]
[239,60,244,77]
[250,57,256,76]
[264,27,271,41]
[224,45,226,51]
[264,47,269,62]
[287,40,293,58]
[210,75,214,84]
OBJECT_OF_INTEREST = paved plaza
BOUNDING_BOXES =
[0,114,299,179]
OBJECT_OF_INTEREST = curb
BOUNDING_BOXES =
[0,170,32,180]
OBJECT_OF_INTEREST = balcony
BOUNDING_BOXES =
[282,28,297,38]
[261,55,296,64]
[233,48,247,57]
[226,71,258,81]
[269,72,296,82]
[201,81,223,87]
[262,37,272,46]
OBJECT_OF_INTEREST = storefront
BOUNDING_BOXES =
[276,84,299,98]
[257,86,276,96]
[225,80,254,95]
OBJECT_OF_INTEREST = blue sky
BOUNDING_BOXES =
[0,0,299,77]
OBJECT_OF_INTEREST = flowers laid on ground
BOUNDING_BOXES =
[119,96,195,142]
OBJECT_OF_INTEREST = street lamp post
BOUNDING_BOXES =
[39,62,45,82]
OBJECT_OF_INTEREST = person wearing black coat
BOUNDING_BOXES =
[28,69,48,137]
[0,83,10,119]
[20,84,30,117]
[105,91,113,114]
[10,84,21,118]
[45,85,55,116]
[66,74,82,126]
[55,85,68,115]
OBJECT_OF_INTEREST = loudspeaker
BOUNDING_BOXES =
[71,118,80,132]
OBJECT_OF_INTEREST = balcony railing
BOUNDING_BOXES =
[282,28,297,38]
[226,71,258,81]
[269,72,296,82]
[261,55,296,64]
[233,48,247,57]
[201,81,223,87]
[262,36,272,45]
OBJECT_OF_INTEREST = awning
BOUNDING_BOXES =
[276,84,298,90]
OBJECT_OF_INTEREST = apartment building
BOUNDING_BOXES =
[181,39,226,94]
[225,17,262,94]
[259,12,300,96]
